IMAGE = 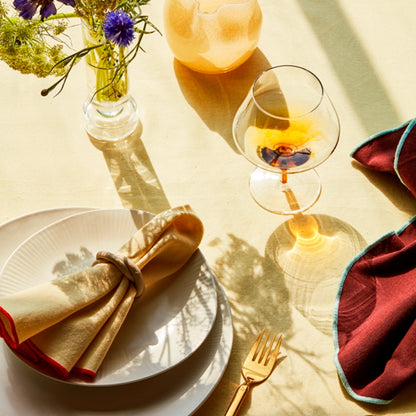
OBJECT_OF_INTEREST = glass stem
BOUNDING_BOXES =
[280,170,300,210]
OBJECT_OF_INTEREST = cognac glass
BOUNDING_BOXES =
[233,65,340,214]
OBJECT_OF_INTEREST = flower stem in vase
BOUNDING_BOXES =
[82,20,139,142]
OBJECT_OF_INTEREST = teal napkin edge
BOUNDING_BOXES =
[350,118,416,194]
[332,215,416,405]
[349,118,413,159]
[394,118,416,186]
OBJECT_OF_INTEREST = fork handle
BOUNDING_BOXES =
[224,382,250,416]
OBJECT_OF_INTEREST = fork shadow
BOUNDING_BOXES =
[88,125,171,214]
[173,48,272,152]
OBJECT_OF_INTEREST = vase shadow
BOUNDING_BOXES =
[88,124,171,214]
[265,212,367,336]
[173,48,272,152]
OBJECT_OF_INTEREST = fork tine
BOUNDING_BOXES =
[268,334,283,367]
[225,331,283,416]
[274,334,283,353]
[247,328,265,360]
[259,332,276,365]
[256,330,270,362]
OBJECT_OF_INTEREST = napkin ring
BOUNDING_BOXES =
[94,251,145,298]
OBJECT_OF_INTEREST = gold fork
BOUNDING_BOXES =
[224,329,283,416]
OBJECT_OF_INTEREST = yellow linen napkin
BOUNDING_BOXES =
[0,205,203,378]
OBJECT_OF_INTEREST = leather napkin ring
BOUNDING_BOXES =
[94,251,145,298]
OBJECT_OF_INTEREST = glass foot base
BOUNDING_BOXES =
[249,168,322,215]
[83,95,139,142]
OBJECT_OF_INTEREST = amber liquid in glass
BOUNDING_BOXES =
[244,97,324,171]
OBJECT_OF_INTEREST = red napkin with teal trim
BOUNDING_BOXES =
[352,118,416,197]
[334,118,416,404]
[334,217,416,404]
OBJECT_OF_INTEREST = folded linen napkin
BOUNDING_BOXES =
[0,205,203,379]
[351,118,416,197]
[334,217,416,404]
[333,120,416,404]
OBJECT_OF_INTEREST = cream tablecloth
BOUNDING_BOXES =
[1,1,416,415]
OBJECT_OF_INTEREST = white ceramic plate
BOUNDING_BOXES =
[0,207,233,416]
[0,208,218,386]
[0,207,96,268]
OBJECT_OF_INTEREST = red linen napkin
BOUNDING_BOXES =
[334,217,416,404]
[352,118,416,197]
[334,119,416,404]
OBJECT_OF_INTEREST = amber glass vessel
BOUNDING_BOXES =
[163,0,262,74]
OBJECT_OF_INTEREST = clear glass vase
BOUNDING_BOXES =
[82,21,139,142]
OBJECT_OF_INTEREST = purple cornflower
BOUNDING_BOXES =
[103,10,135,48]
[13,0,75,20]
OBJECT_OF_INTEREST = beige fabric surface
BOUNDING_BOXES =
[1,0,416,414]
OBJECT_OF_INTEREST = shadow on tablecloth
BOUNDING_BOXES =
[88,125,171,214]
[173,48,272,153]
[296,0,401,136]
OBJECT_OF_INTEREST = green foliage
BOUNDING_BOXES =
[0,0,158,97]
[0,5,68,77]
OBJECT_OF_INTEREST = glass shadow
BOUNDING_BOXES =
[266,212,367,336]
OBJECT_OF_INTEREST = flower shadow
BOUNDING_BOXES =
[88,125,171,214]
[201,228,359,415]
[173,48,272,152]
[196,233,292,414]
